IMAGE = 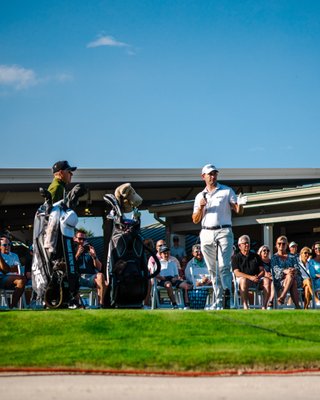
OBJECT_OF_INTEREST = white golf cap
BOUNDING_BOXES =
[289,241,298,247]
[202,164,219,174]
[60,210,78,238]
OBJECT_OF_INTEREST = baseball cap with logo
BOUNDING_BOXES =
[201,164,219,174]
[52,160,77,174]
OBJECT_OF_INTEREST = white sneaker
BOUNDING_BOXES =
[183,306,190,310]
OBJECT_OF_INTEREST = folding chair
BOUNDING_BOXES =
[151,280,185,309]
[79,287,99,308]
[232,272,264,309]
[0,289,26,309]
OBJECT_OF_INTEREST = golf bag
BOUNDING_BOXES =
[104,191,161,308]
[31,184,87,308]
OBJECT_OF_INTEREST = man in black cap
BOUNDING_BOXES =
[48,160,77,203]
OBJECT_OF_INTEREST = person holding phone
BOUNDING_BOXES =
[74,229,107,308]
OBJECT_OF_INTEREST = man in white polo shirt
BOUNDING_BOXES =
[192,164,247,309]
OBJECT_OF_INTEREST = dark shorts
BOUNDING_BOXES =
[0,274,13,289]
[158,278,185,288]
[79,274,96,288]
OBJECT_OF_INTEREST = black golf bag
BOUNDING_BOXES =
[104,192,161,308]
[31,184,87,309]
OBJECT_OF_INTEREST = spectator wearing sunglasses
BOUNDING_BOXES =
[232,235,269,310]
[309,241,320,305]
[257,245,274,309]
[48,160,77,203]
[0,237,26,308]
[271,235,301,308]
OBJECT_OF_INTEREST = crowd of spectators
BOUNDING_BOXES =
[1,161,320,310]
[2,228,320,310]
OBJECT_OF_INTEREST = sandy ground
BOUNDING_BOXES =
[1,374,320,400]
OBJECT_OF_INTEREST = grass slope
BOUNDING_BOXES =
[1,309,320,372]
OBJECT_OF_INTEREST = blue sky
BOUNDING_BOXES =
[1,0,320,170]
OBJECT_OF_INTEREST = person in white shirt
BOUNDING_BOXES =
[156,245,192,309]
[185,244,211,287]
[192,163,247,309]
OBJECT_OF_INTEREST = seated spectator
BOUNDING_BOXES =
[297,247,313,309]
[170,236,186,261]
[232,235,269,309]
[289,241,299,258]
[143,238,155,261]
[308,241,320,305]
[185,244,211,287]
[257,245,274,309]
[271,235,301,309]
[178,256,188,280]
[0,237,26,308]
[148,239,180,273]
[156,245,192,309]
[74,229,107,308]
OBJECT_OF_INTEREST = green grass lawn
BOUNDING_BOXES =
[1,309,320,372]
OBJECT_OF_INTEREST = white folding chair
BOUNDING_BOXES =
[151,280,185,309]
[79,287,99,308]
[232,272,264,309]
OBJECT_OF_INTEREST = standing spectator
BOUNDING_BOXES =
[48,160,77,203]
[0,237,26,308]
[232,235,269,310]
[271,235,301,308]
[309,241,320,305]
[170,236,186,261]
[297,247,313,309]
[74,229,107,308]
[192,163,247,309]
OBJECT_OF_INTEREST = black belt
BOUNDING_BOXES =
[202,225,231,230]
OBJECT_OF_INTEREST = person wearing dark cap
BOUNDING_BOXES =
[48,160,77,203]
[192,163,247,310]
[156,245,192,309]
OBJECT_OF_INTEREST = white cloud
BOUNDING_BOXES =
[54,73,74,83]
[0,64,37,89]
[87,35,129,49]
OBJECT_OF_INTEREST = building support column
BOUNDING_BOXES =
[263,223,274,249]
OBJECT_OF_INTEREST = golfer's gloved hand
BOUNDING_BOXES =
[237,193,248,206]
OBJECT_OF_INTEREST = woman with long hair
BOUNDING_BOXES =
[270,235,301,308]
[308,241,320,305]
[257,244,274,309]
[297,246,313,309]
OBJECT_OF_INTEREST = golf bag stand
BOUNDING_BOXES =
[31,184,87,309]
[103,193,161,308]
